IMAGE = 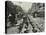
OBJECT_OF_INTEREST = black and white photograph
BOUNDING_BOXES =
[5,1,45,34]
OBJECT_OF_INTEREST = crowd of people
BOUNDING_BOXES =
[5,1,45,34]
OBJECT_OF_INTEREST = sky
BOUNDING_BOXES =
[12,1,32,13]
